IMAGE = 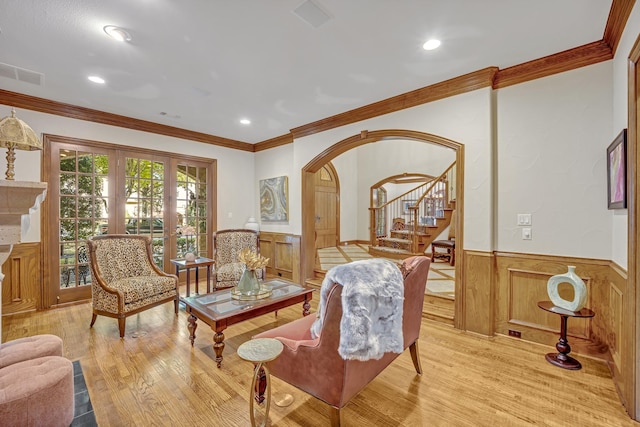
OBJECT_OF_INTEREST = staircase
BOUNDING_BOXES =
[369,162,456,259]
[370,207,454,259]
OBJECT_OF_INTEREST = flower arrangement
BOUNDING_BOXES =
[237,248,269,271]
[179,225,197,260]
[233,248,272,300]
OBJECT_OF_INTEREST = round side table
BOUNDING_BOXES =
[237,338,284,427]
[537,301,595,370]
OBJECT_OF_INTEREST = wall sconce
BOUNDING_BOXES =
[0,108,42,180]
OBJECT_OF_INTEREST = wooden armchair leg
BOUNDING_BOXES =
[174,296,179,314]
[409,341,422,374]
[329,406,341,427]
[90,313,97,328]
[118,317,126,338]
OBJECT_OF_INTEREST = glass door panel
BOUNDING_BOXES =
[176,163,209,259]
[54,147,112,303]
[124,157,166,269]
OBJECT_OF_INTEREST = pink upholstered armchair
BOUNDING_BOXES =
[254,256,431,426]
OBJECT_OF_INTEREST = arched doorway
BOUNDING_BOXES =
[300,129,465,329]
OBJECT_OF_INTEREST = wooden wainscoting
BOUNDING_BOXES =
[259,232,301,283]
[494,252,631,414]
[1,242,41,315]
[462,250,495,335]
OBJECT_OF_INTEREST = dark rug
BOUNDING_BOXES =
[71,360,98,427]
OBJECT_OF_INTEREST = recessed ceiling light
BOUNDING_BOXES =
[103,25,132,42]
[240,118,251,125]
[423,39,441,51]
[88,76,105,84]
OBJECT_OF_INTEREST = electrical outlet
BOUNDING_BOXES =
[522,227,532,240]
[508,329,522,338]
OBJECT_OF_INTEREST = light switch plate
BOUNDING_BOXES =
[517,214,532,226]
[522,227,532,240]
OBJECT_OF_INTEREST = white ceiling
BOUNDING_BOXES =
[0,0,612,144]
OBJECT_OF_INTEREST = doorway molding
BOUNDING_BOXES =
[300,129,465,328]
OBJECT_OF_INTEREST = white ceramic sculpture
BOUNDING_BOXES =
[244,217,259,232]
[546,265,587,312]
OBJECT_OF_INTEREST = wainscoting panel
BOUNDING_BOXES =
[506,268,591,339]
[495,253,612,354]
[1,242,41,315]
[463,250,494,336]
[609,282,623,368]
[258,232,300,283]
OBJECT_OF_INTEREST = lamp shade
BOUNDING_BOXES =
[0,108,42,151]
[0,108,42,180]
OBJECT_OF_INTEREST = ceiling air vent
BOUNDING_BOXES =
[293,0,332,28]
[0,62,44,86]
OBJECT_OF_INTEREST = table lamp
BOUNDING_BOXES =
[0,108,43,180]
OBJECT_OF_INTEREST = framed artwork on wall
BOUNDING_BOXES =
[402,199,417,214]
[607,129,627,210]
[260,176,289,222]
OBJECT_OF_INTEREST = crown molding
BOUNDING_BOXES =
[493,40,613,89]
[0,90,254,152]
[253,133,293,152]
[290,67,498,140]
[604,0,636,55]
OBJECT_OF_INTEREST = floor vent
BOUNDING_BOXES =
[0,62,44,86]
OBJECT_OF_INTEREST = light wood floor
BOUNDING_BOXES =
[317,244,455,298]
[2,298,636,426]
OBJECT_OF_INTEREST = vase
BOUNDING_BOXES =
[236,268,261,295]
[244,217,259,232]
[546,265,588,312]
[185,252,197,262]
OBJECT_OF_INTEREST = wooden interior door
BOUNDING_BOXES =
[314,163,339,249]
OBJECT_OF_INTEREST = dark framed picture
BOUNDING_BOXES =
[607,129,627,210]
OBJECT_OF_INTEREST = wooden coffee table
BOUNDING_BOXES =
[183,279,313,368]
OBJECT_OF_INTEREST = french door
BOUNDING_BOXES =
[44,135,215,306]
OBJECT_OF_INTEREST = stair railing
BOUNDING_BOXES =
[369,161,456,253]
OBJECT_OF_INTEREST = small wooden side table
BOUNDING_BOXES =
[537,301,595,370]
[171,257,215,297]
[237,338,284,427]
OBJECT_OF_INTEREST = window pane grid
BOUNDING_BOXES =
[177,164,208,258]
[58,150,108,289]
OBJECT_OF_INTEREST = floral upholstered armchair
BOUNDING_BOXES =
[86,234,179,338]
[213,229,263,289]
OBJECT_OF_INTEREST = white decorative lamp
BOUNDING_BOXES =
[0,108,43,180]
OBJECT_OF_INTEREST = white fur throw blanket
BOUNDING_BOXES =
[310,258,404,361]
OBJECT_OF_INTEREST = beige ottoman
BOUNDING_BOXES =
[0,356,74,427]
[0,335,64,369]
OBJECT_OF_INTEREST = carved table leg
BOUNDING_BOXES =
[545,314,582,370]
[302,298,311,317]
[255,365,267,405]
[214,331,225,368]
[249,362,272,427]
[187,314,198,346]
